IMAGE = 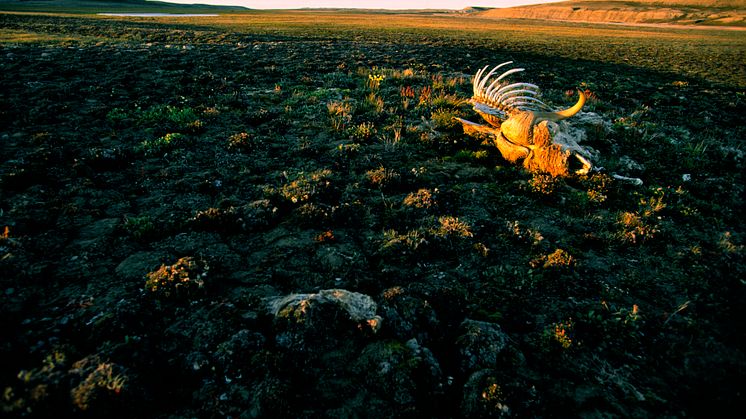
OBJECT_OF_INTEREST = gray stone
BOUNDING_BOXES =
[115,251,169,281]
[78,218,119,240]
[457,319,510,372]
[269,289,381,329]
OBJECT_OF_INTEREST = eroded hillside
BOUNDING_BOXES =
[477,0,746,26]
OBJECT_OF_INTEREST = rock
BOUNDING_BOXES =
[267,289,382,351]
[154,231,221,255]
[619,155,645,173]
[269,288,381,328]
[352,339,445,414]
[379,286,440,343]
[199,243,241,273]
[457,319,510,372]
[213,329,266,370]
[115,251,170,281]
[78,218,119,240]
[314,243,361,274]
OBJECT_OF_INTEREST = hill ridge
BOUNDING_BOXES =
[476,0,746,27]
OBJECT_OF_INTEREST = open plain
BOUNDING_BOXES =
[1,6,745,417]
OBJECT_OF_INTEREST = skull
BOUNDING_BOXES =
[457,62,593,177]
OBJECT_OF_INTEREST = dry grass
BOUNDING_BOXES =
[0,28,87,43]
[122,12,746,88]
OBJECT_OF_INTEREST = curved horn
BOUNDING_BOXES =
[536,89,586,122]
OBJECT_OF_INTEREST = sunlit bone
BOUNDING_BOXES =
[456,62,593,177]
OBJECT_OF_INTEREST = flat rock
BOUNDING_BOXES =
[115,251,170,281]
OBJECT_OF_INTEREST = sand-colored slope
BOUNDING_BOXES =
[477,0,746,26]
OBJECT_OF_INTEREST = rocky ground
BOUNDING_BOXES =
[0,12,744,418]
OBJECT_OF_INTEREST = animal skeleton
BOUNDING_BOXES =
[457,62,593,177]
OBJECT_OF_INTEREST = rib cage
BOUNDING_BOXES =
[471,62,554,118]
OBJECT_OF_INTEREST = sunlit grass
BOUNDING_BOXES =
[1,9,744,86]
[0,28,88,43]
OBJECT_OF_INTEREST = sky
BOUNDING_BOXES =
[156,1,566,10]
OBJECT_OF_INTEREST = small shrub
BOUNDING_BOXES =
[618,211,658,243]
[718,231,743,254]
[474,242,490,257]
[400,86,415,110]
[507,221,544,246]
[366,166,400,189]
[144,257,208,299]
[278,169,333,204]
[123,215,155,240]
[547,319,574,350]
[335,143,361,158]
[528,173,559,195]
[227,132,255,151]
[382,229,427,252]
[327,100,353,131]
[431,93,462,108]
[350,122,376,141]
[367,73,385,90]
[432,216,473,238]
[138,104,201,131]
[136,132,184,156]
[480,382,510,415]
[293,202,331,225]
[431,74,445,90]
[327,100,352,116]
[400,85,415,99]
[365,93,385,114]
[417,86,432,107]
[531,249,576,270]
[545,249,575,268]
[1,348,69,414]
[617,188,666,243]
[191,207,239,231]
[383,116,404,149]
[452,149,489,162]
[430,108,460,130]
[639,188,667,218]
[202,106,220,117]
[106,107,129,125]
[403,188,436,209]
[314,230,336,243]
[583,172,613,204]
[379,133,400,152]
[71,362,127,411]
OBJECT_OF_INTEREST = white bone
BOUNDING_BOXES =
[477,62,513,93]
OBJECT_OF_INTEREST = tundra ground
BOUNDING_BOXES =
[1,11,744,418]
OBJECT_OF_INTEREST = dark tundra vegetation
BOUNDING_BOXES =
[0,5,744,418]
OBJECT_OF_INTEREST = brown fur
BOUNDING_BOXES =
[500,111,535,146]
[523,145,570,177]
[493,133,529,163]
[532,122,552,148]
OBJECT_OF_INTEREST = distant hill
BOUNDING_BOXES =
[611,1,744,6]
[0,0,248,13]
[476,0,746,26]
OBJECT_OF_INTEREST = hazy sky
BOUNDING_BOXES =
[157,1,566,10]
